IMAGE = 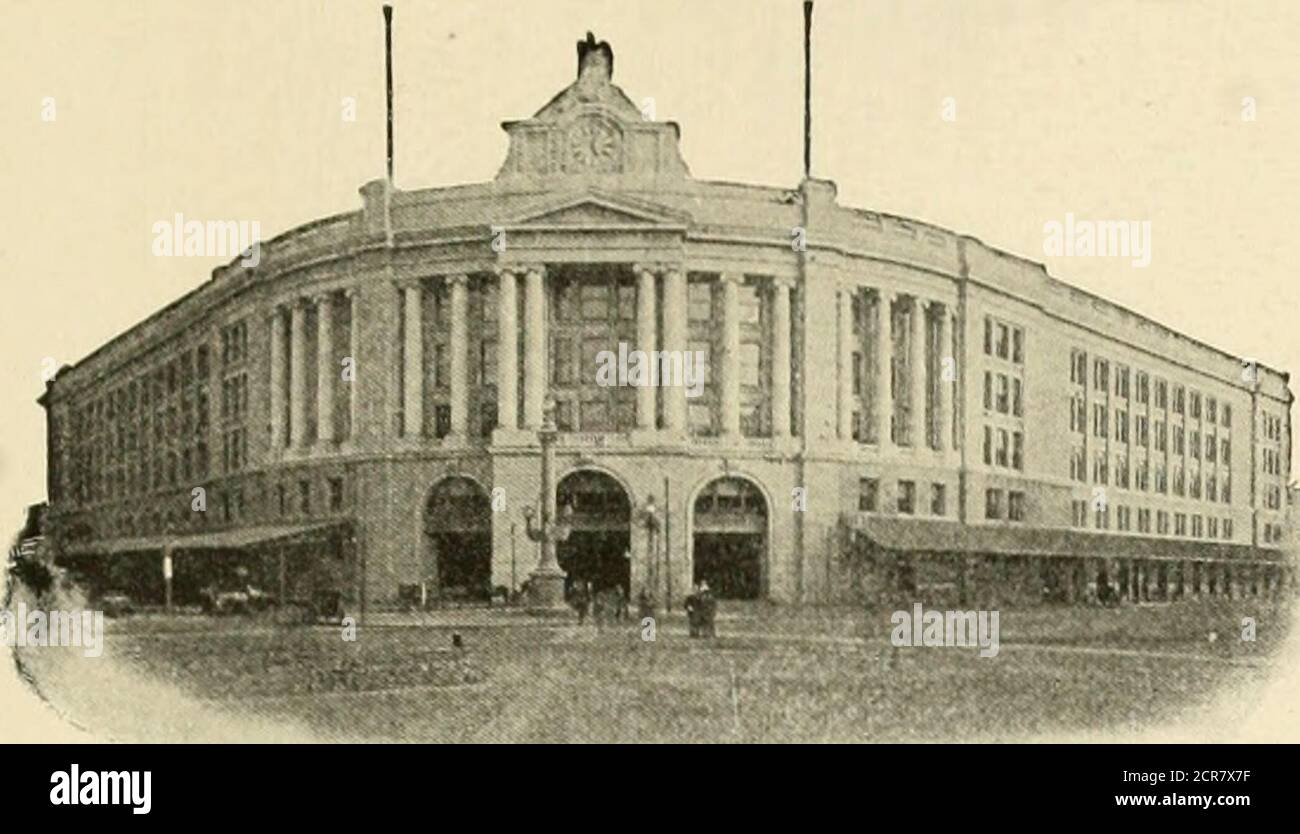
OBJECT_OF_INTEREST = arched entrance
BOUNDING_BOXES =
[556,469,631,597]
[424,477,493,599]
[692,477,768,599]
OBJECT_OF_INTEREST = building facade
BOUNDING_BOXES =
[39,35,1294,608]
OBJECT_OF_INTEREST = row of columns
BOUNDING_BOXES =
[399,274,470,439]
[837,287,952,450]
[269,289,357,451]
[400,263,797,441]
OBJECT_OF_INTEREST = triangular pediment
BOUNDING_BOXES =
[502,192,690,229]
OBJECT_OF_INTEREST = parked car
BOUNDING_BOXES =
[100,591,134,618]
[199,584,276,616]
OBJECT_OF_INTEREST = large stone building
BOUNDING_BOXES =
[39,35,1293,609]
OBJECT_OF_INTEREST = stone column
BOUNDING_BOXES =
[523,265,547,429]
[496,267,519,431]
[837,284,855,440]
[720,273,743,439]
[876,290,895,447]
[345,288,359,439]
[289,298,308,448]
[315,291,336,445]
[268,306,287,452]
[937,303,952,453]
[909,297,928,448]
[661,266,688,434]
[402,282,424,438]
[771,277,793,439]
[448,274,469,438]
[635,264,658,431]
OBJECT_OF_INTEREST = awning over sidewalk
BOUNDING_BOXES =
[61,521,352,558]
[846,516,1286,564]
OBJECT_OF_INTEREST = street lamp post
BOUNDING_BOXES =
[641,494,660,603]
[523,397,573,613]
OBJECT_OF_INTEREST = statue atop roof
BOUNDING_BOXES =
[577,32,614,84]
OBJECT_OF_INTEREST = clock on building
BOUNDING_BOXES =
[566,119,619,171]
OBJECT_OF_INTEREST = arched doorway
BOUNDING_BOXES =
[424,477,493,599]
[556,469,631,597]
[692,477,768,599]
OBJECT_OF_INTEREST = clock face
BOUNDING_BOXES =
[566,121,619,171]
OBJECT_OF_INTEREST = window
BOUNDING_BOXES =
[858,478,878,512]
[996,374,1009,413]
[983,319,993,355]
[688,281,713,322]
[328,477,344,512]
[996,429,1009,467]
[1007,491,1025,522]
[1012,328,1024,364]
[298,480,311,514]
[983,426,992,465]
[930,483,946,516]
[1222,404,1231,427]
[996,323,1009,359]
[1071,350,1087,385]
[1094,359,1109,391]
[1012,432,1024,471]
[1012,378,1023,417]
[897,481,915,515]
[1172,385,1185,415]
[1093,404,1109,438]
[985,488,1002,520]
[983,372,993,410]
[1154,378,1167,410]
[1189,391,1201,420]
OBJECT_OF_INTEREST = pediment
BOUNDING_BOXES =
[502,192,690,229]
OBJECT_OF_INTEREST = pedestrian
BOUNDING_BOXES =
[571,581,590,624]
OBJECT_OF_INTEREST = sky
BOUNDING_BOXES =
[3,0,1299,536]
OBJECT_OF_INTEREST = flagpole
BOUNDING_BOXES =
[803,1,814,179]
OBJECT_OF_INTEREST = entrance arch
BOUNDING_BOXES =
[691,476,769,599]
[424,476,493,599]
[556,468,632,597]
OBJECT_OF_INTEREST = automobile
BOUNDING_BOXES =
[199,584,276,616]
[99,591,134,618]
